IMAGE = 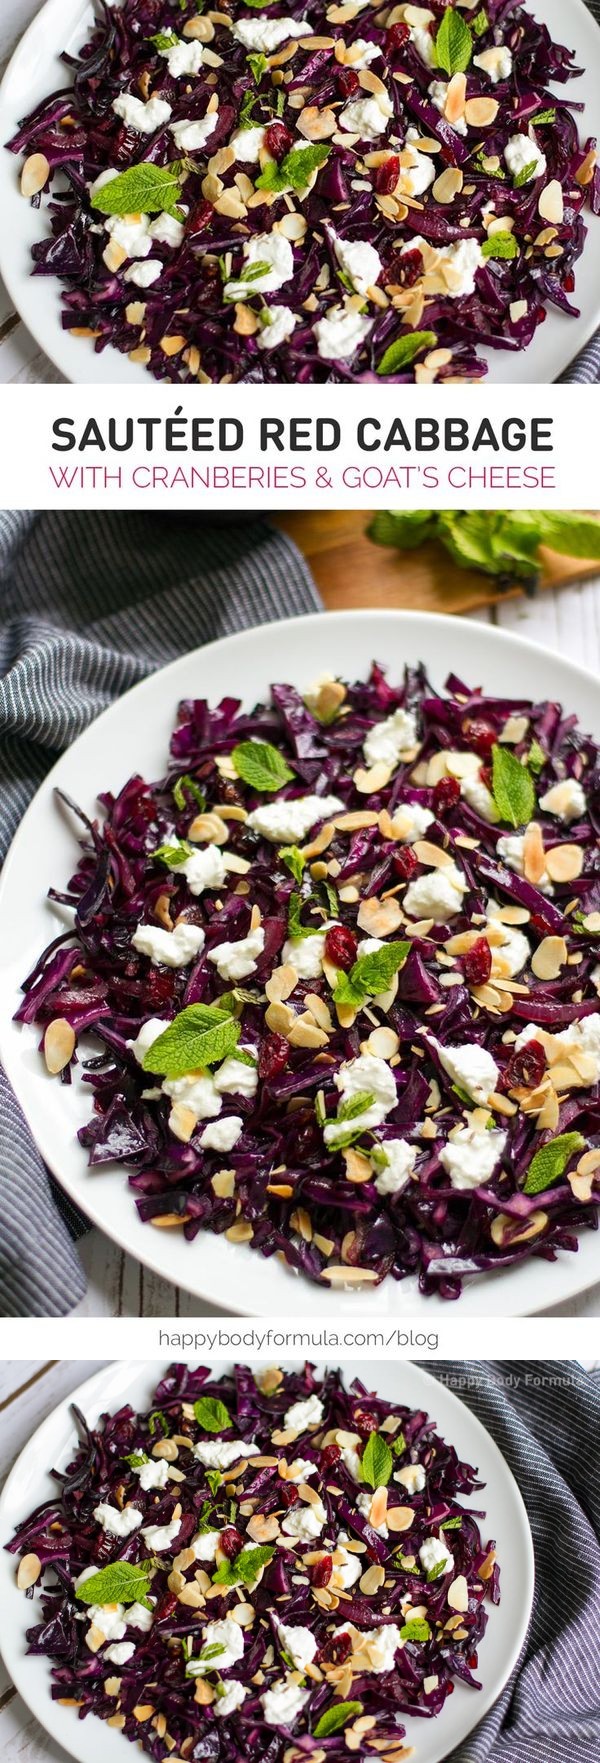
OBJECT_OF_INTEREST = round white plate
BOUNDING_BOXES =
[0,607,599,1317]
[0,0,599,384]
[0,1358,535,1763]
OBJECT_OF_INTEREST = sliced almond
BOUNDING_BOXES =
[21,152,50,197]
[225,1218,254,1244]
[234,303,259,337]
[17,1552,41,1590]
[522,822,546,886]
[188,810,228,845]
[247,1512,280,1542]
[490,1209,548,1247]
[298,105,337,141]
[531,935,567,980]
[194,1679,215,1705]
[44,1017,76,1075]
[575,147,598,186]
[266,963,298,1005]
[387,1505,415,1533]
[464,96,499,127]
[447,1574,469,1612]
[354,762,392,794]
[544,844,583,883]
[357,896,403,937]
[432,166,463,204]
[444,72,467,124]
[369,1487,389,1530]
[367,1026,400,1059]
[538,179,564,224]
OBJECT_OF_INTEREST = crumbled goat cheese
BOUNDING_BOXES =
[199,1116,243,1152]
[284,1393,324,1431]
[170,112,219,151]
[257,305,298,350]
[539,778,587,823]
[339,93,393,138]
[207,926,265,981]
[324,1054,397,1147]
[402,232,483,295]
[140,1517,182,1551]
[419,1536,454,1575]
[333,1536,362,1587]
[403,863,467,923]
[233,18,313,53]
[282,924,335,979]
[104,1641,136,1665]
[123,260,162,289]
[363,707,418,768]
[162,1072,222,1126]
[440,1123,507,1190]
[160,38,204,78]
[194,1439,260,1469]
[149,211,185,248]
[389,802,435,842]
[313,307,373,360]
[224,232,294,301]
[126,1602,154,1633]
[191,1617,244,1674]
[473,44,513,82]
[395,1463,426,1494]
[337,1622,402,1673]
[132,920,205,968]
[93,1503,142,1538]
[261,1676,311,1727]
[229,124,267,163]
[504,132,546,181]
[162,842,226,895]
[191,1529,222,1562]
[112,94,172,134]
[331,231,382,296]
[429,1035,500,1105]
[246,795,343,843]
[375,1138,418,1196]
[134,1458,170,1492]
[215,1680,248,1717]
[128,1018,170,1064]
[276,1619,318,1670]
[282,1503,326,1541]
[214,1049,258,1098]
[485,902,530,976]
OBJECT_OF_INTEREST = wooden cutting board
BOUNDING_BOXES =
[274,511,600,616]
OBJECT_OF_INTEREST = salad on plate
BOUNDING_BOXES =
[7,0,600,382]
[7,1361,501,1759]
[15,658,600,1301]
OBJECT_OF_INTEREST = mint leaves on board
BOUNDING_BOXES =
[368,512,600,592]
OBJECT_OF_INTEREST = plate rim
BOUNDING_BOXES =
[0,605,599,1317]
[0,1356,536,1763]
[0,0,599,385]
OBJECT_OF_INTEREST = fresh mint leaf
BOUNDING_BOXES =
[392,1431,406,1455]
[523,1131,585,1196]
[360,1431,393,1490]
[337,1090,376,1123]
[491,744,536,828]
[153,839,194,868]
[376,330,437,376]
[194,1396,232,1432]
[123,1451,149,1468]
[426,1559,447,1581]
[434,7,473,74]
[212,1543,274,1587]
[527,739,546,775]
[148,1409,169,1437]
[401,1618,432,1640]
[247,52,268,83]
[200,1642,227,1661]
[530,107,556,124]
[148,31,179,50]
[288,891,323,940]
[533,512,600,561]
[206,1469,223,1496]
[314,1703,364,1739]
[472,8,488,34]
[481,232,519,261]
[368,511,437,551]
[232,739,295,793]
[333,941,410,1010]
[440,1515,462,1529]
[172,774,206,812]
[513,159,539,187]
[256,143,330,193]
[279,845,306,884]
[473,148,505,178]
[93,162,184,218]
[77,1562,152,1606]
[142,1004,240,1078]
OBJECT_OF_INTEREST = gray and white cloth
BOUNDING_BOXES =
[0,510,321,1317]
[427,1361,600,1763]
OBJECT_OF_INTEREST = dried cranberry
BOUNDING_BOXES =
[280,1484,300,1508]
[564,271,575,293]
[468,1652,478,1669]
[219,1527,243,1560]
[504,1040,546,1090]
[461,717,497,758]
[310,1554,333,1587]
[337,66,360,97]
[353,1407,379,1437]
[325,924,358,970]
[259,1032,290,1082]
[186,199,213,235]
[320,1442,341,1470]
[386,21,410,53]
[461,937,492,988]
[265,122,294,162]
[392,845,419,881]
[375,154,400,195]
[318,1631,353,1665]
[433,776,461,816]
[388,247,423,288]
[153,1592,178,1622]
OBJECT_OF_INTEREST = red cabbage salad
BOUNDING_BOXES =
[8,0,600,383]
[8,1362,500,1760]
[16,660,600,1301]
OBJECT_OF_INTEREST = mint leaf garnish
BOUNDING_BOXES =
[194,1396,232,1432]
[172,774,206,812]
[279,845,306,884]
[142,1004,240,1078]
[400,1618,431,1641]
[434,7,473,73]
[232,739,295,793]
[523,1131,585,1196]
[481,232,519,261]
[92,162,185,218]
[491,745,536,827]
[376,331,437,376]
[314,1703,364,1739]
[256,143,330,193]
[360,1431,393,1490]
[76,1562,152,1606]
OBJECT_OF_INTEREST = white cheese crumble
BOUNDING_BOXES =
[281,1503,326,1540]
[214,1051,258,1098]
[194,1439,260,1469]
[229,124,267,163]
[340,1444,363,1481]
[339,93,393,138]
[439,1123,507,1190]
[313,306,373,360]
[93,1503,142,1538]
[246,794,343,843]
[128,1017,170,1064]
[374,1138,418,1196]
[233,18,313,52]
[284,1393,324,1431]
[162,1072,222,1125]
[257,305,298,351]
[324,1054,397,1148]
[275,1619,318,1671]
[333,1537,362,1586]
[395,1463,426,1494]
[402,133,437,198]
[86,1605,127,1643]
[126,1602,154,1633]
[133,1457,170,1492]
[149,211,185,249]
[281,925,335,979]
[461,771,499,824]
[403,863,467,924]
[285,1457,318,1482]
[224,232,294,301]
[473,44,513,82]
[331,231,382,296]
[104,1641,136,1665]
[207,926,265,981]
[123,260,162,289]
[497,829,553,894]
[132,920,205,968]
[410,25,435,66]
[261,1675,310,1727]
[504,132,546,182]
[539,778,587,823]
[112,94,172,134]
[191,1529,221,1561]
[350,39,383,67]
[428,1035,499,1105]
[191,1617,244,1674]
[337,1622,402,1673]
[390,802,434,843]
[363,706,418,769]
[419,1536,454,1576]
[170,112,219,152]
[485,902,530,976]
[159,38,204,78]
[199,1115,243,1152]
[402,233,483,296]
[104,214,153,259]
[161,841,227,895]
[215,1680,248,1717]
[140,1517,181,1551]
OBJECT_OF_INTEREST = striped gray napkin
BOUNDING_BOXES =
[0,510,321,1318]
[427,1361,600,1763]
[562,0,600,381]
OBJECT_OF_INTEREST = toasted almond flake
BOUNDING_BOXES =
[490,1209,548,1247]
[445,71,467,123]
[225,1219,254,1244]
[194,1679,215,1706]
[153,1436,179,1461]
[150,1211,192,1229]
[266,963,298,1005]
[464,96,499,127]
[531,935,568,980]
[298,105,337,141]
[212,1168,236,1200]
[447,1574,469,1612]
[44,1017,76,1075]
[168,1102,197,1144]
[354,761,392,793]
[233,303,259,337]
[523,821,547,886]
[334,811,379,832]
[188,810,228,845]
[432,165,463,204]
[357,895,403,938]
[289,1015,329,1049]
[322,1265,379,1285]
[412,839,452,868]
[214,189,247,219]
[545,843,583,883]
[367,1026,400,1060]
[107,1714,127,1729]
[21,151,50,197]
[538,178,564,224]
[160,334,186,358]
[17,1552,41,1590]
[576,147,597,185]
[178,1582,203,1608]
[134,1705,155,1723]
[387,1506,415,1533]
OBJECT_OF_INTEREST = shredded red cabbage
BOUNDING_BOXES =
[7,1361,501,1757]
[15,660,600,1301]
[7,0,600,382]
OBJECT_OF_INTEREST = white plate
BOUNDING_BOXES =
[0,0,599,384]
[0,1357,535,1763]
[0,607,599,1317]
